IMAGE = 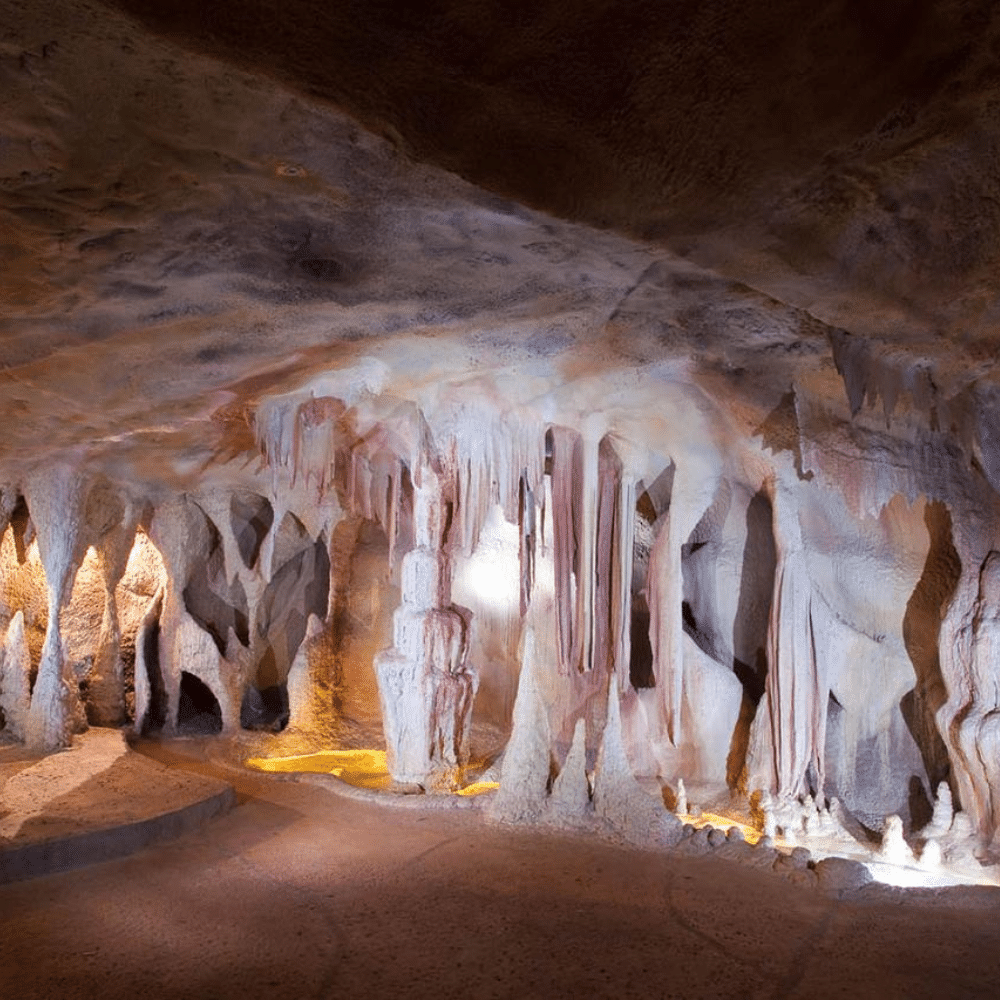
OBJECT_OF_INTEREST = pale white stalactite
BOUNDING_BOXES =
[549,426,580,674]
[0,611,32,740]
[747,475,827,801]
[24,467,90,751]
[518,476,536,617]
[589,434,622,679]
[613,477,635,694]
[571,420,601,673]
[646,511,682,741]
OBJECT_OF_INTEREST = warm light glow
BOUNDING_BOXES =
[680,810,764,845]
[455,780,500,797]
[245,749,391,790]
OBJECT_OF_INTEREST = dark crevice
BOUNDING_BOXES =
[901,500,960,797]
[240,682,289,732]
[177,670,223,735]
[140,613,167,735]
[230,491,274,570]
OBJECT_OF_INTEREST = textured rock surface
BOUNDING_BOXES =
[3,0,1000,883]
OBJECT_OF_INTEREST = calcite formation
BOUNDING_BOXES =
[4,0,1000,883]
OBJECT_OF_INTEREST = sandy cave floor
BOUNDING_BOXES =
[0,736,999,999]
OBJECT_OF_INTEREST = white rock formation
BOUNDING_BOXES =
[0,612,32,741]
[593,683,682,847]
[879,814,916,866]
[375,465,478,787]
[489,624,552,825]
[549,718,592,825]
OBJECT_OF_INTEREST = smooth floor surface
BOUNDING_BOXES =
[2,748,999,1000]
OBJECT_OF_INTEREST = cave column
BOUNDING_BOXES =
[375,463,477,788]
[748,475,826,801]
[937,547,1000,847]
[24,468,89,751]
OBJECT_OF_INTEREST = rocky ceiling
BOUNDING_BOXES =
[3,0,1000,495]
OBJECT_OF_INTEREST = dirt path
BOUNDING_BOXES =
[1,745,998,1000]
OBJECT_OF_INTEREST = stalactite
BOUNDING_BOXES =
[549,426,582,673]
[614,477,635,694]
[570,427,600,674]
[747,476,828,802]
[518,475,536,617]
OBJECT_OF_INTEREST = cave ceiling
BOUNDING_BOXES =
[3,0,1000,496]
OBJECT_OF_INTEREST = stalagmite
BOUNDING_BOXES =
[375,464,477,787]
[133,590,163,735]
[0,611,32,740]
[593,681,682,846]
[489,624,552,825]
[924,781,955,839]
[549,717,591,824]
[879,814,915,865]
[675,777,689,817]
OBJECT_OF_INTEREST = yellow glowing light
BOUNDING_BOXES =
[245,749,391,790]
[455,780,500,797]
[680,810,764,845]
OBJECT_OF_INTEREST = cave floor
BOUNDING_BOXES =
[1,743,999,1000]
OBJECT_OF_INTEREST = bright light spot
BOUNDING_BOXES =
[865,861,1000,889]
[455,503,520,613]
[865,862,968,888]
